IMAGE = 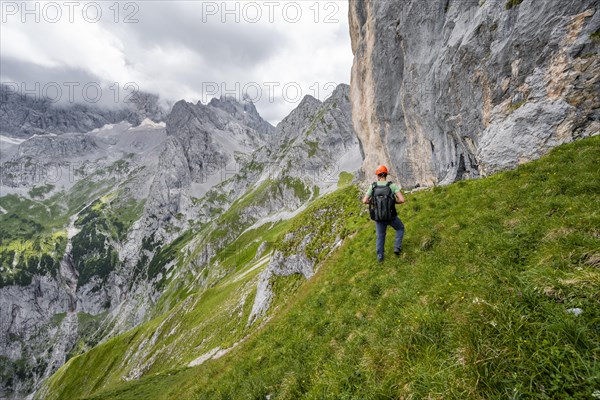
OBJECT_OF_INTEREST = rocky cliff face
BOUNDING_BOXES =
[161,83,360,237]
[350,0,599,187]
[0,84,173,396]
[131,95,274,248]
[273,84,362,190]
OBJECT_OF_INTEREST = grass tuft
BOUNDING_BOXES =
[505,0,524,10]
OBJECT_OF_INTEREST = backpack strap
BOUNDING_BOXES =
[386,182,392,187]
[371,182,377,193]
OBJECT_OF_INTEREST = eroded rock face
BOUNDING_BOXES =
[350,0,599,187]
[135,97,274,245]
[274,84,363,189]
[248,246,314,325]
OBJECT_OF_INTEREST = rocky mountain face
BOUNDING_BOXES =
[350,0,599,187]
[182,84,361,262]
[14,2,599,398]
[271,85,362,188]
[134,84,361,320]
[0,84,362,398]
[0,84,168,139]
[136,96,273,242]
[0,119,168,396]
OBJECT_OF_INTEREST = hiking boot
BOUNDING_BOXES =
[394,248,402,256]
[377,255,384,263]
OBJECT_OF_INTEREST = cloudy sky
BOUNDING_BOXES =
[0,0,353,125]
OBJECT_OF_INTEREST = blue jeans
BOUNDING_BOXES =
[375,216,404,258]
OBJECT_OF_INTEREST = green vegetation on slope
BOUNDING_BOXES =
[0,191,68,287]
[73,193,145,287]
[1,157,146,288]
[337,171,354,188]
[129,174,316,304]
[42,136,600,399]
[0,174,119,287]
[505,0,524,10]
[28,183,55,199]
[39,186,365,400]
[207,177,313,243]
[591,28,600,44]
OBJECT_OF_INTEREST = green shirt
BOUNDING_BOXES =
[365,181,402,197]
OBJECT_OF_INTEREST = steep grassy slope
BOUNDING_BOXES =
[41,136,599,399]
[38,173,363,399]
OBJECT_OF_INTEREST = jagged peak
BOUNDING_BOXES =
[277,95,323,128]
[297,94,322,109]
[328,83,350,100]
[206,95,275,134]
[172,99,195,112]
[208,95,260,117]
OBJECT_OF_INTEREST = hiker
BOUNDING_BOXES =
[362,165,405,262]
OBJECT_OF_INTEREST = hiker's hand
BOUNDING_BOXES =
[395,192,405,204]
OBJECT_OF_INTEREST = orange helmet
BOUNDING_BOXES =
[375,165,388,175]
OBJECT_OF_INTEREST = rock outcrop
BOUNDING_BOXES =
[134,96,274,246]
[350,0,599,187]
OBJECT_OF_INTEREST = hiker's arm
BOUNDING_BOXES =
[362,195,371,204]
[395,191,405,204]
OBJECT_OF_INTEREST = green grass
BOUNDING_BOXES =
[305,140,319,157]
[0,195,66,239]
[72,192,145,287]
[47,180,341,397]
[337,171,354,188]
[205,177,314,245]
[0,169,144,288]
[0,231,66,287]
[66,312,110,360]
[508,99,526,114]
[28,183,55,199]
[591,29,600,44]
[304,104,331,138]
[505,0,524,10]
[40,136,600,399]
[282,177,312,203]
[0,179,113,237]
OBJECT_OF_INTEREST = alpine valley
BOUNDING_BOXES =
[0,0,598,399]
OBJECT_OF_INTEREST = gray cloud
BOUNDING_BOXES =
[104,2,286,71]
[0,1,352,125]
[0,57,131,108]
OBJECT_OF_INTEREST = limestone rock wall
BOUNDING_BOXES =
[350,0,599,187]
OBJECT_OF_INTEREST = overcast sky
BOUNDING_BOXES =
[0,0,353,125]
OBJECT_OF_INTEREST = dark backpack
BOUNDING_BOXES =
[369,182,397,222]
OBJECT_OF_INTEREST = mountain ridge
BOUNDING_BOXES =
[2,0,599,396]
